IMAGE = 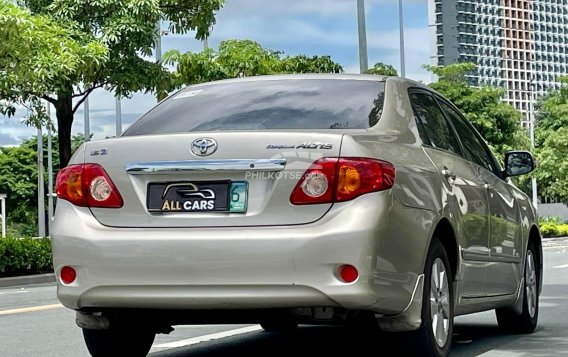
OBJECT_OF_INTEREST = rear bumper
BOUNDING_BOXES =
[52,192,434,315]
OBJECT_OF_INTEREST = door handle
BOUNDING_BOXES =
[441,167,456,180]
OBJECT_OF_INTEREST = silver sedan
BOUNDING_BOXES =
[52,75,541,357]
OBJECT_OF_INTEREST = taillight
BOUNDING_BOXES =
[289,158,337,205]
[290,157,395,205]
[56,164,123,208]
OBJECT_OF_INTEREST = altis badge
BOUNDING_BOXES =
[266,142,333,150]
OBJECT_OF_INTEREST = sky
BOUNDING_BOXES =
[0,0,430,146]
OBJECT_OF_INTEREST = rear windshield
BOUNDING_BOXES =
[123,79,385,136]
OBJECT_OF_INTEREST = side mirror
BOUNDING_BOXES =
[503,151,536,178]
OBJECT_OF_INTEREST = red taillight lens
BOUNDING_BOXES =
[56,164,123,208]
[290,158,337,205]
[290,157,395,205]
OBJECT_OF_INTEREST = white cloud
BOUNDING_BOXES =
[368,27,429,53]
[0,117,37,145]
[211,18,357,47]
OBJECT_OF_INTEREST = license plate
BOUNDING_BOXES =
[147,181,248,213]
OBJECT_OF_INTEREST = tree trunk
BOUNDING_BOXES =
[54,94,74,168]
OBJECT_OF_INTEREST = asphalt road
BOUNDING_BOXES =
[1,238,567,357]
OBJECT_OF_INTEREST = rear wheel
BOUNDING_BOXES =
[260,319,298,332]
[399,237,453,357]
[260,311,298,332]
[496,240,539,333]
[83,327,155,357]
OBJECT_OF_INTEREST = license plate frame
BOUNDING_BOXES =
[147,181,248,213]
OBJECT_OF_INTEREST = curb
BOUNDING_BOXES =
[0,273,56,288]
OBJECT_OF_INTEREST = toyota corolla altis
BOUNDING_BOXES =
[52,75,542,357]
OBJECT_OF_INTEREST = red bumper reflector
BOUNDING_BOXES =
[339,265,358,283]
[60,266,76,284]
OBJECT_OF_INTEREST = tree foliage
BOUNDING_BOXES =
[534,77,568,203]
[0,134,85,236]
[536,127,568,203]
[1,0,224,166]
[535,77,568,145]
[0,1,106,128]
[164,39,343,86]
[280,54,343,74]
[424,63,530,159]
[0,137,56,235]
[365,62,398,76]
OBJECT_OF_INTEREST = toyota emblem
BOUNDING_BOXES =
[191,138,218,156]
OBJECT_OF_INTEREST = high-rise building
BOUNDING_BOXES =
[428,0,568,120]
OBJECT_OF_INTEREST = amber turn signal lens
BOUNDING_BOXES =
[337,165,361,195]
[66,172,83,202]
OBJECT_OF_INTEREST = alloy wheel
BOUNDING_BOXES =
[430,258,450,348]
[525,250,538,318]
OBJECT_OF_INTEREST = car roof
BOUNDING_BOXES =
[177,74,435,93]
[179,73,390,89]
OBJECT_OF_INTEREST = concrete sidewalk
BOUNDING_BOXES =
[0,273,55,288]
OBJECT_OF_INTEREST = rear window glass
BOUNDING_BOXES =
[123,79,385,136]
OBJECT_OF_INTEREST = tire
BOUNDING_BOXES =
[399,237,453,357]
[83,327,155,357]
[260,311,299,333]
[496,239,539,334]
[260,319,298,332]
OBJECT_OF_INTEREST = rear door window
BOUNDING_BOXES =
[438,100,496,173]
[410,92,461,155]
[123,79,385,136]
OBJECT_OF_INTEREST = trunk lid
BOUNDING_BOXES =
[84,132,343,227]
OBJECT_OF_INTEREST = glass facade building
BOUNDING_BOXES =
[428,0,568,119]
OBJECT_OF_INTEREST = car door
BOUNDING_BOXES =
[437,99,522,296]
[409,90,490,298]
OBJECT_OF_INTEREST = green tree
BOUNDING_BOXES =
[536,127,568,203]
[424,63,530,159]
[215,40,281,78]
[365,62,398,76]
[164,39,343,85]
[0,136,57,236]
[280,54,343,74]
[0,1,106,154]
[0,133,88,236]
[1,0,224,167]
[534,77,568,203]
[535,76,568,146]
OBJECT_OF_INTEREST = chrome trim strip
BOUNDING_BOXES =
[126,159,287,174]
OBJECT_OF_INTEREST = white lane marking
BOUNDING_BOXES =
[153,325,262,349]
[0,303,63,316]
[554,264,568,269]
[0,290,28,296]
[477,351,522,357]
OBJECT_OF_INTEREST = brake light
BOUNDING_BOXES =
[290,158,337,205]
[56,164,123,208]
[290,157,395,205]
